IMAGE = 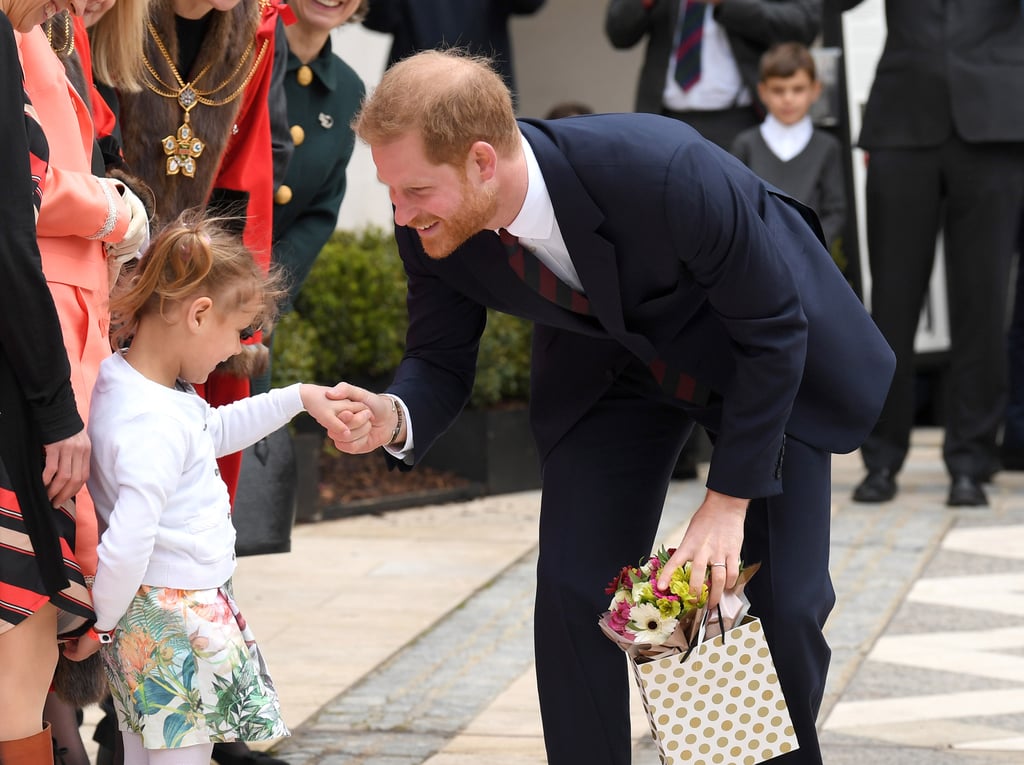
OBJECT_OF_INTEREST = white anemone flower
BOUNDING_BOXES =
[609,588,632,608]
[628,603,678,644]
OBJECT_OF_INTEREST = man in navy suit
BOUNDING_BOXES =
[326,50,894,765]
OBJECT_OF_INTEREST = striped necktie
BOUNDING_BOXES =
[674,0,705,92]
[498,229,592,315]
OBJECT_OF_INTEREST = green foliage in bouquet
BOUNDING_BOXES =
[271,228,533,407]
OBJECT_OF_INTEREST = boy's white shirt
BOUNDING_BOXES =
[86,351,305,631]
[758,114,814,162]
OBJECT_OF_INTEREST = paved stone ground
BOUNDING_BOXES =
[254,428,1024,765]
[79,428,1022,765]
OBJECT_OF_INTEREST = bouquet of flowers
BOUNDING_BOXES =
[598,547,759,661]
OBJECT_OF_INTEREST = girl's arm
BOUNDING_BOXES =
[207,384,373,456]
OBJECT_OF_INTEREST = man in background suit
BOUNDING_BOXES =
[846,0,1024,507]
[605,0,821,149]
[325,50,894,765]
[362,0,545,103]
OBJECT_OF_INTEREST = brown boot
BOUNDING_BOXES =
[0,723,54,765]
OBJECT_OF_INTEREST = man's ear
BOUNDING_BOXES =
[186,296,214,332]
[468,141,498,183]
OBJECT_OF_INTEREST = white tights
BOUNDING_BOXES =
[121,732,214,765]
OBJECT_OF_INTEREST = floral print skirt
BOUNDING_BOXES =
[101,581,289,749]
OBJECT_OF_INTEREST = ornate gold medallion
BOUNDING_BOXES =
[162,95,205,178]
[143,18,269,179]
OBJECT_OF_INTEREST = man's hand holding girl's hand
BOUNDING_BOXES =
[321,383,405,454]
[301,384,374,444]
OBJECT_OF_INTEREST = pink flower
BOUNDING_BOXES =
[608,599,633,634]
[604,566,635,595]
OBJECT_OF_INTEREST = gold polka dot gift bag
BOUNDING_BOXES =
[598,555,798,765]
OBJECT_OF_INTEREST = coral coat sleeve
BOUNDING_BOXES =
[17,28,129,246]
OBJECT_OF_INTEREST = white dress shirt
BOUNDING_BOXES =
[759,114,814,162]
[662,2,751,112]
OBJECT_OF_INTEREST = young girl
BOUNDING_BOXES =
[64,212,369,764]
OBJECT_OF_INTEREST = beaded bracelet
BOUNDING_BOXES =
[383,394,404,446]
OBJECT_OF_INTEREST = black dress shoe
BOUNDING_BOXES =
[852,469,897,502]
[947,474,987,507]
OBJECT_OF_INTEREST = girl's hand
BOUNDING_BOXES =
[301,383,375,449]
[62,633,103,662]
[320,383,404,453]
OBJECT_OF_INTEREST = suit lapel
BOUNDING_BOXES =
[518,121,659,364]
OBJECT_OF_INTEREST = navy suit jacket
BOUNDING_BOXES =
[387,114,894,499]
[845,0,1024,148]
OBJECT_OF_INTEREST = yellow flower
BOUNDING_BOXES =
[656,597,681,619]
[632,580,654,604]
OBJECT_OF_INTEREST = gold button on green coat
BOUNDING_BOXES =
[296,65,313,86]
[274,184,293,205]
[273,37,365,309]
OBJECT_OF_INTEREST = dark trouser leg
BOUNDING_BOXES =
[1004,213,1024,459]
[743,437,834,765]
[534,389,690,765]
[941,139,1024,478]
[860,148,944,474]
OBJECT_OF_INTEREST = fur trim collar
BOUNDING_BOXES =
[119,0,261,226]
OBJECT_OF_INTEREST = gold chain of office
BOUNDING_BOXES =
[141,14,269,177]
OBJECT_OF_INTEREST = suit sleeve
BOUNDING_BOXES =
[665,140,808,499]
[385,225,487,468]
[714,0,822,47]
[605,0,661,48]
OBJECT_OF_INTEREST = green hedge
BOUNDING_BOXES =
[271,228,532,408]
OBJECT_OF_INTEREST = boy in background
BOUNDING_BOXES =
[732,42,846,251]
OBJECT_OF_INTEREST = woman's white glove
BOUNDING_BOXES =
[102,179,150,264]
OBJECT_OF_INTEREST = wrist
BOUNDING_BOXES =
[381,393,405,447]
[86,626,114,644]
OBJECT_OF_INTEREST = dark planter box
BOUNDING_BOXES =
[421,405,541,494]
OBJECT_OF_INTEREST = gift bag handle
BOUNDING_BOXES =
[681,605,728,661]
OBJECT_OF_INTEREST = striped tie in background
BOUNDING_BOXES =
[673,0,705,92]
